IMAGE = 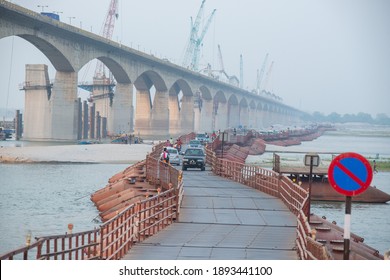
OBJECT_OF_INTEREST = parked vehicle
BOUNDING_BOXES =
[166,147,181,165]
[182,148,206,171]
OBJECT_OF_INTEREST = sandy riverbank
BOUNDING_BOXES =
[0,143,154,164]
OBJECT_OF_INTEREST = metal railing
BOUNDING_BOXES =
[205,144,330,260]
[1,131,327,260]
[0,143,186,260]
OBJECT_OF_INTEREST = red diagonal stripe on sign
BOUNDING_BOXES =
[335,161,366,187]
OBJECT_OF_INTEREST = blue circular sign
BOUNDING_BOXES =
[328,152,373,196]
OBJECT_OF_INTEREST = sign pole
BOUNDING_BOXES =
[304,153,320,224]
[343,195,352,260]
[308,156,314,223]
[221,132,225,159]
[328,152,373,261]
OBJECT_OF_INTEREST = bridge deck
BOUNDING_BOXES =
[123,168,298,260]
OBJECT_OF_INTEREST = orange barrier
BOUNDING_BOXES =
[205,143,330,260]
[1,137,184,260]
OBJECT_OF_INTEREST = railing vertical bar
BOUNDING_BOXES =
[68,235,72,260]
[54,239,58,260]
[61,237,65,260]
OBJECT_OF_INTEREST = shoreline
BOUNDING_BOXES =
[0,143,154,164]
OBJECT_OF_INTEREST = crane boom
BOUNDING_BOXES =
[257,53,269,94]
[193,0,206,33]
[182,1,216,71]
[182,0,206,69]
[198,8,216,43]
[240,54,243,88]
[217,44,225,72]
[191,8,216,71]
[95,0,119,79]
[263,61,274,92]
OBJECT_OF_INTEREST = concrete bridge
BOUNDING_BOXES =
[0,1,304,141]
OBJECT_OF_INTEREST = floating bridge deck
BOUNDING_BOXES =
[123,168,298,260]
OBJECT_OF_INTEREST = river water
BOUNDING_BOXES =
[247,123,390,256]
[0,123,389,256]
[0,163,129,255]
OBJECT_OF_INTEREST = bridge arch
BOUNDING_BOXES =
[17,34,74,72]
[248,100,257,129]
[134,70,167,92]
[134,70,169,139]
[0,3,305,140]
[194,86,213,133]
[227,94,239,128]
[169,79,194,135]
[256,102,265,129]
[94,57,131,84]
[78,56,132,136]
[239,97,249,128]
[0,35,80,140]
[267,104,277,127]
[212,91,228,131]
[199,85,212,100]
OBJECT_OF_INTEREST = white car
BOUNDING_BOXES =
[166,147,181,165]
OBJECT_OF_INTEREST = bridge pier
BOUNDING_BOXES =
[248,107,257,129]
[214,102,228,132]
[109,83,133,135]
[135,89,169,139]
[168,94,180,136]
[239,105,249,128]
[135,89,151,137]
[200,99,213,133]
[256,109,264,129]
[228,104,239,128]
[50,71,79,140]
[150,90,169,139]
[179,95,194,135]
[82,100,89,139]
[23,64,52,141]
[23,65,78,141]
[1,2,306,143]
[261,110,270,128]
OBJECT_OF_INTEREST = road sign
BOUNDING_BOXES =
[328,152,373,196]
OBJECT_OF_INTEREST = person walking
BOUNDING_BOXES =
[373,160,378,174]
[160,147,170,164]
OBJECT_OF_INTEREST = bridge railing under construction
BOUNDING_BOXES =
[205,144,331,260]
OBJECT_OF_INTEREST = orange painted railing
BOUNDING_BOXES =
[1,132,326,260]
[0,146,187,260]
[206,144,329,260]
[0,132,197,260]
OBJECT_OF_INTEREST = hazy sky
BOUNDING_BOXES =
[1,0,390,117]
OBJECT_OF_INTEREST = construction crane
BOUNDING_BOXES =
[217,44,229,80]
[256,53,269,94]
[240,54,243,89]
[95,0,119,79]
[214,44,239,86]
[79,0,119,102]
[263,61,274,93]
[182,0,216,71]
